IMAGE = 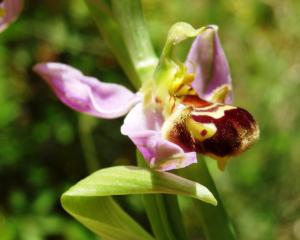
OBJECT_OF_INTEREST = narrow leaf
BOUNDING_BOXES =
[62,196,153,240]
[84,0,141,88]
[61,165,217,239]
[112,0,158,83]
[180,158,237,240]
[62,166,217,205]
[137,151,189,240]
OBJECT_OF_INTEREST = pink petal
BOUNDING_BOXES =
[121,103,197,171]
[34,63,140,119]
[186,26,233,104]
[0,0,23,32]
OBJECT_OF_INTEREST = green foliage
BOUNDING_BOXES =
[62,197,153,240]
[61,165,216,239]
[62,166,216,205]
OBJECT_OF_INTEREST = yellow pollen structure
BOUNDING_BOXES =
[165,73,197,117]
[169,73,196,97]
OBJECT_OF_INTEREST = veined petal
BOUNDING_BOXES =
[121,103,197,171]
[186,26,233,104]
[34,63,140,119]
[0,0,23,32]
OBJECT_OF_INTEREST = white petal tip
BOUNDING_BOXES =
[196,184,218,206]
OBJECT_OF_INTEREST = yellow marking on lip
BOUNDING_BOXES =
[186,118,217,141]
[192,104,236,119]
[193,103,218,111]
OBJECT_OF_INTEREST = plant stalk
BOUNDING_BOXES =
[112,0,158,83]
[84,0,141,88]
[137,151,188,240]
[78,115,100,173]
[180,157,237,240]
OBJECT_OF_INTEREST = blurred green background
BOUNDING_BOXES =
[0,0,299,239]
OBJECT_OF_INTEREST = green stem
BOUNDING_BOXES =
[163,194,189,240]
[112,0,158,83]
[112,1,186,238]
[85,1,187,239]
[181,158,237,240]
[78,115,100,173]
[137,151,188,240]
[84,0,141,88]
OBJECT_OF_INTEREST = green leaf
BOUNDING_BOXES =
[112,0,158,83]
[62,166,217,205]
[61,165,217,239]
[84,0,158,87]
[180,158,237,240]
[137,151,188,240]
[84,0,141,88]
[61,196,152,240]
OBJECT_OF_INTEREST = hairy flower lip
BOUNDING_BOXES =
[162,96,259,170]
[192,107,259,154]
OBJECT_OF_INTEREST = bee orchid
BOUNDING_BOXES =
[34,23,259,171]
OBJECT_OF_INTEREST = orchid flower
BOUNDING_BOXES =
[0,0,23,32]
[34,23,259,171]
